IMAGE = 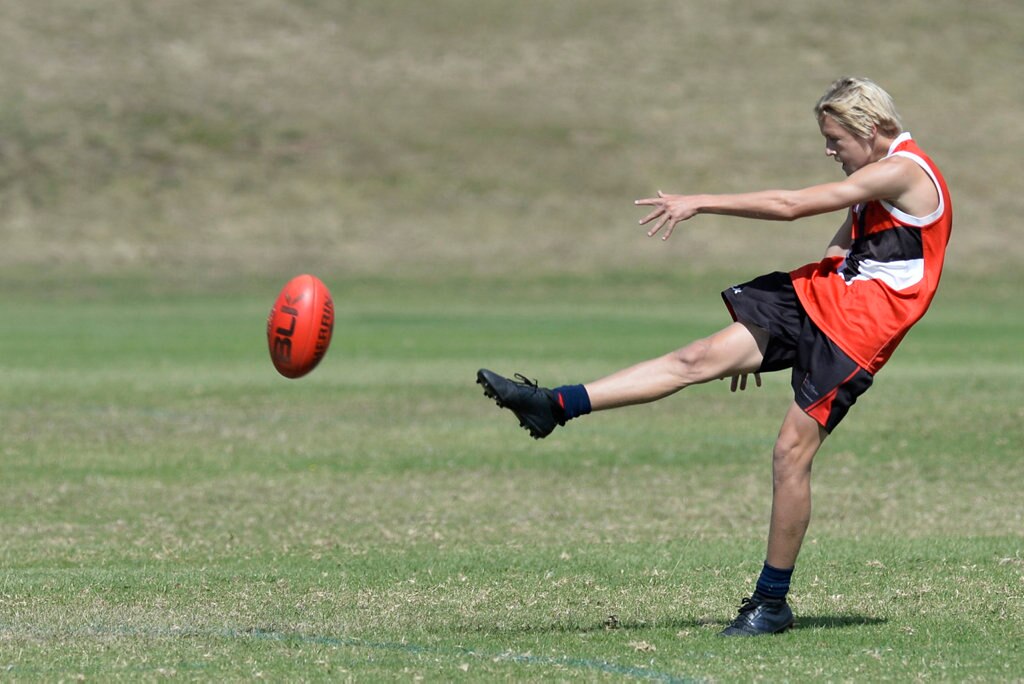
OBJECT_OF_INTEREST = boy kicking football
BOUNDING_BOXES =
[478,77,952,636]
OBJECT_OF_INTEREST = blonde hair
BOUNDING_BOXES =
[815,77,903,139]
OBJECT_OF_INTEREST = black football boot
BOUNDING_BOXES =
[719,594,795,636]
[476,369,565,439]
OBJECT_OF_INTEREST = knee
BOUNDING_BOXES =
[668,338,713,383]
[772,429,816,484]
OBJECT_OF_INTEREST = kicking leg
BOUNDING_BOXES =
[478,320,768,439]
[585,321,769,411]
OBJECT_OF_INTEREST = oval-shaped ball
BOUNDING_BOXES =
[266,274,334,378]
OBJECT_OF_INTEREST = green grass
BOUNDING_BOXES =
[2,274,1022,680]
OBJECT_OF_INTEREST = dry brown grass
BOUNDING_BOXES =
[1,1,1021,285]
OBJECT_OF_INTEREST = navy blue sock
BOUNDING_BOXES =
[755,562,794,600]
[552,384,591,421]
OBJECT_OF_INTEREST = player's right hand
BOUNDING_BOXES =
[727,373,762,392]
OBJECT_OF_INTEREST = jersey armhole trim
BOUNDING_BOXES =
[880,151,943,226]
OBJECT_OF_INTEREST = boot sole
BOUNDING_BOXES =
[719,617,794,637]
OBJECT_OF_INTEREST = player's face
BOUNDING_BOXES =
[819,115,874,176]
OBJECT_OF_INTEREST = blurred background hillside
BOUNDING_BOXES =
[1,0,1021,294]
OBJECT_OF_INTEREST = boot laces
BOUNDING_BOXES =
[513,373,539,389]
[737,596,758,614]
[737,594,782,614]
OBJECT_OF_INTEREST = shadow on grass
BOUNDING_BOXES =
[469,614,887,635]
[612,614,888,633]
[791,614,888,630]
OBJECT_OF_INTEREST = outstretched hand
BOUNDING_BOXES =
[635,191,699,241]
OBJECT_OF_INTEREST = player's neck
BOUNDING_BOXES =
[869,135,896,163]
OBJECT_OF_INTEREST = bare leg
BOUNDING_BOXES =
[765,402,828,569]
[585,321,769,411]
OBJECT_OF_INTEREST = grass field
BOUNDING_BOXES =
[2,0,1023,681]
[2,274,1022,680]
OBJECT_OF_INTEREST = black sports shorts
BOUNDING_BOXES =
[721,271,873,433]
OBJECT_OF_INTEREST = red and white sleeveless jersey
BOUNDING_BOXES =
[790,133,953,374]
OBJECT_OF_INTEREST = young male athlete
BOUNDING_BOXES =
[477,77,952,636]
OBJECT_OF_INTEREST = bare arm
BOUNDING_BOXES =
[636,155,920,241]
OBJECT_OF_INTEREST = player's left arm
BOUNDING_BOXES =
[638,156,920,240]
[709,158,915,221]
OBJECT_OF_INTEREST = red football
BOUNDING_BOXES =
[267,274,335,378]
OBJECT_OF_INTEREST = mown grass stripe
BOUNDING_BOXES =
[0,624,699,682]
